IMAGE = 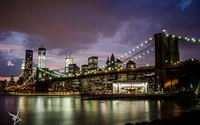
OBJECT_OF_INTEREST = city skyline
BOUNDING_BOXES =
[0,0,200,80]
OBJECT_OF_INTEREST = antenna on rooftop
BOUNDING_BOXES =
[162,28,167,34]
[69,50,73,57]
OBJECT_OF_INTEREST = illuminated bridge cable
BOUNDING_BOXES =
[118,37,154,60]
[38,68,68,78]
[23,70,36,84]
[124,47,154,65]
[100,36,154,69]
[38,68,60,78]
[53,71,66,77]
[122,42,155,63]
[166,34,200,43]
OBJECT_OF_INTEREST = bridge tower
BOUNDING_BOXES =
[154,33,179,91]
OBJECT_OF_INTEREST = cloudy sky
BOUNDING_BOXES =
[0,0,200,79]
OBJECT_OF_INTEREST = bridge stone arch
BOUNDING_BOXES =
[154,33,180,91]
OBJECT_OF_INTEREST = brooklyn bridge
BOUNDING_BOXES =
[3,32,200,94]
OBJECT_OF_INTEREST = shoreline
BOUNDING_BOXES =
[126,109,200,125]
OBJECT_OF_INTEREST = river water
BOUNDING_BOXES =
[0,95,200,125]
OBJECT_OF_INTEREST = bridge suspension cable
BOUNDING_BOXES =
[166,34,200,43]
[100,36,154,69]
[23,70,36,84]
[122,43,155,64]
[37,68,68,78]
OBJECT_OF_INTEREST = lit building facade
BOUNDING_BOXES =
[69,64,80,74]
[81,64,88,73]
[38,45,46,68]
[21,60,25,78]
[65,56,74,73]
[106,53,122,70]
[24,50,33,83]
[9,76,15,86]
[88,56,98,71]
[126,60,136,69]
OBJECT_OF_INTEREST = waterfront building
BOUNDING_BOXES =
[88,56,98,71]
[38,45,46,68]
[65,55,73,73]
[24,50,33,84]
[113,80,148,94]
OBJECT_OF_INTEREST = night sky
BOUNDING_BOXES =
[0,0,200,79]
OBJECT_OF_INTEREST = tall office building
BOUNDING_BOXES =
[24,50,33,83]
[88,56,98,71]
[21,60,25,77]
[38,45,46,68]
[65,55,73,73]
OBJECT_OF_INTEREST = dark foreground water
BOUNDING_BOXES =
[0,95,200,125]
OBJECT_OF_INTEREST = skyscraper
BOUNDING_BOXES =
[38,45,46,68]
[24,50,33,84]
[21,60,25,78]
[65,55,73,74]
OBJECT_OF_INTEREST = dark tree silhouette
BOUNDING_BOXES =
[178,58,200,91]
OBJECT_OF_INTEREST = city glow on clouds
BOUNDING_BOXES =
[0,0,200,78]
[7,60,14,66]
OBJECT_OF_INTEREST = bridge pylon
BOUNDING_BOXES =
[154,33,179,91]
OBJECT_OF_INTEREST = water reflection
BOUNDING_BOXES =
[0,96,200,125]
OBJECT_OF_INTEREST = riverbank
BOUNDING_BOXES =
[125,109,200,125]
[80,93,180,100]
